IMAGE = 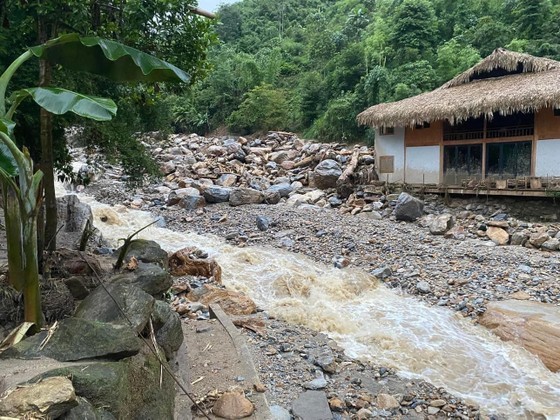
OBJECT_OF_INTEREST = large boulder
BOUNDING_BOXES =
[479,300,560,372]
[1,317,140,362]
[57,194,93,233]
[266,183,293,198]
[33,348,175,419]
[203,186,231,203]
[114,239,168,268]
[229,188,265,207]
[394,193,424,222]
[75,283,155,333]
[486,226,510,245]
[429,214,454,235]
[312,159,342,189]
[0,376,77,419]
[189,285,257,316]
[110,262,172,296]
[212,390,255,419]
[152,300,183,360]
[61,397,116,420]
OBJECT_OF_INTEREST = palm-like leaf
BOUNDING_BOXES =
[29,34,189,83]
[12,88,117,121]
[0,118,17,177]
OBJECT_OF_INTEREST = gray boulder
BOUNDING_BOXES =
[203,186,231,203]
[292,391,332,420]
[110,262,171,296]
[394,193,424,222]
[61,397,116,420]
[114,239,168,268]
[57,194,93,233]
[178,195,206,210]
[229,188,265,207]
[312,159,342,189]
[264,190,282,204]
[266,183,293,198]
[152,301,183,360]
[1,317,140,362]
[75,283,154,333]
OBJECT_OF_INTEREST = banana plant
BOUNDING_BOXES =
[0,34,188,329]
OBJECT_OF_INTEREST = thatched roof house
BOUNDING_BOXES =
[357,48,560,191]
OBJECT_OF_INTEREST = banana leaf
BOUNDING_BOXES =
[29,33,189,83]
[11,87,117,121]
[0,118,17,177]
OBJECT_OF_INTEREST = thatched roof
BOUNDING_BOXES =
[357,48,560,128]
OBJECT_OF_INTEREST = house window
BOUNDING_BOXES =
[415,122,430,129]
[380,126,394,135]
[486,141,532,178]
[443,144,483,185]
[554,108,560,116]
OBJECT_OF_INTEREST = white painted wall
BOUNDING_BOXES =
[375,127,405,182]
[405,145,440,184]
[535,139,560,177]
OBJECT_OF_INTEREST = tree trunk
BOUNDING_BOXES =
[336,147,360,198]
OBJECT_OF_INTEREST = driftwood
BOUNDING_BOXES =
[336,147,360,198]
[293,153,322,169]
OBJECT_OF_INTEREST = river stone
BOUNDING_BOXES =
[486,226,509,245]
[529,231,550,248]
[203,186,231,203]
[75,282,155,333]
[34,349,175,419]
[416,281,431,294]
[179,194,206,210]
[270,405,291,420]
[264,190,281,204]
[266,183,293,198]
[394,193,424,222]
[312,159,342,189]
[511,230,529,246]
[110,262,172,296]
[229,188,265,206]
[114,239,168,268]
[429,214,454,235]
[212,390,254,419]
[292,391,332,420]
[152,300,183,360]
[376,393,399,410]
[0,376,77,419]
[541,238,560,251]
[479,300,560,372]
[256,216,271,231]
[1,317,140,362]
[217,173,238,187]
[61,397,116,420]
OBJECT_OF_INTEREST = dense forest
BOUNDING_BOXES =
[176,0,560,143]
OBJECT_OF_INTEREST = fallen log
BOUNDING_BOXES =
[336,147,360,198]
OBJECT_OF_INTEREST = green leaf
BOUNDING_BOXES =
[12,88,117,121]
[0,122,17,177]
[29,33,189,83]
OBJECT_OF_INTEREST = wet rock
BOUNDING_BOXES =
[212,390,254,419]
[193,285,257,315]
[0,376,77,419]
[479,300,560,372]
[169,247,222,282]
[256,216,271,231]
[376,393,399,410]
[203,186,231,203]
[312,159,342,189]
[486,226,509,245]
[429,214,454,235]
[75,282,154,333]
[394,193,424,222]
[1,317,140,362]
[292,391,332,420]
[229,188,265,207]
[114,239,168,268]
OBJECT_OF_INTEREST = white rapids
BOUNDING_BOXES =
[73,192,560,419]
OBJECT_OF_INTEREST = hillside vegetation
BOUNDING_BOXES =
[175,0,560,142]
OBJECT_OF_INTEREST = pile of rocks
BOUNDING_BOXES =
[135,131,379,213]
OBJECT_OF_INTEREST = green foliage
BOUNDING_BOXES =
[436,39,481,83]
[227,84,290,134]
